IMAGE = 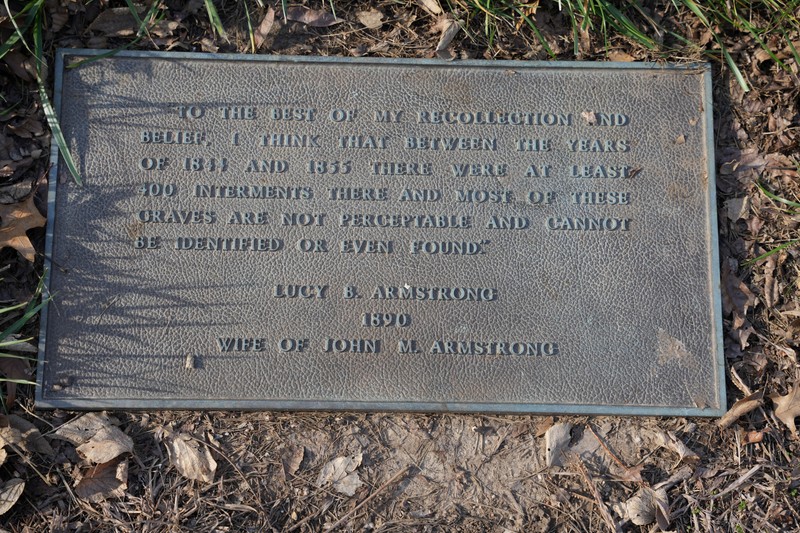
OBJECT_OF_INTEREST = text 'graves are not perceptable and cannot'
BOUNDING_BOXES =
[37,51,725,415]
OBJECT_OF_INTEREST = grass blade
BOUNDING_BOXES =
[743,240,799,266]
[720,43,749,92]
[203,0,228,42]
[757,181,800,208]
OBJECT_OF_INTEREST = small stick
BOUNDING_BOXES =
[586,423,633,473]
[574,457,620,533]
[326,465,411,531]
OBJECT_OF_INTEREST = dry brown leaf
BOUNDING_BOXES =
[357,9,384,29]
[655,430,699,467]
[316,452,363,496]
[608,50,635,61]
[621,487,669,528]
[74,457,128,502]
[2,50,37,82]
[0,193,46,262]
[0,478,24,516]
[54,413,119,442]
[0,449,7,468]
[725,197,750,221]
[161,430,217,483]
[254,7,275,50]
[8,415,54,456]
[770,385,800,436]
[718,390,764,429]
[434,16,461,60]
[617,463,645,483]
[281,446,304,481]
[743,430,764,444]
[76,425,133,464]
[7,116,44,139]
[0,356,29,408]
[721,260,756,330]
[763,254,779,309]
[416,0,443,15]
[88,7,144,37]
[285,7,342,28]
[50,10,69,33]
[0,427,23,449]
[544,423,572,468]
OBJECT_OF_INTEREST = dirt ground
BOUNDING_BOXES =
[1,1,800,531]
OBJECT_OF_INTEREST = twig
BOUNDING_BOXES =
[326,465,411,531]
[574,456,621,533]
[586,423,629,473]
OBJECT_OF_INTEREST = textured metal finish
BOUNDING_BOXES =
[36,50,724,415]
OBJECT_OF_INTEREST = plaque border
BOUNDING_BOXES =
[36,49,726,416]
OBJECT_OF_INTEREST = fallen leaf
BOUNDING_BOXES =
[285,7,342,28]
[357,9,384,29]
[675,134,686,144]
[721,259,756,330]
[76,425,133,464]
[0,478,24,515]
[763,254,779,309]
[622,487,669,528]
[316,452,363,495]
[725,197,750,221]
[88,7,145,37]
[654,430,699,467]
[7,116,44,139]
[770,385,800,436]
[416,0,443,15]
[2,50,37,82]
[617,462,645,483]
[55,413,114,445]
[718,390,764,429]
[254,7,275,49]
[0,427,23,449]
[74,457,128,502]
[161,429,217,483]
[544,423,572,468]
[281,446,304,481]
[0,449,6,467]
[8,415,54,456]
[743,430,764,445]
[434,16,461,60]
[608,50,635,61]
[0,356,29,408]
[0,193,46,262]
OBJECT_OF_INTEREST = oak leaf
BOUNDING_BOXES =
[770,385,800,436]
[0,194,46,262]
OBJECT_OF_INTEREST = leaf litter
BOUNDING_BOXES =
[156,425,217,483]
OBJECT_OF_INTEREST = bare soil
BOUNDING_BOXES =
[1,1,799,531]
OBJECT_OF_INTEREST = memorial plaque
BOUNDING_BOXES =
[36,50,725,415]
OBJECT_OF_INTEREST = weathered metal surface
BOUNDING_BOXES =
[36,50,724,415]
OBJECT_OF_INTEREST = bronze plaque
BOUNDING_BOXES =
[37,50,725,415]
